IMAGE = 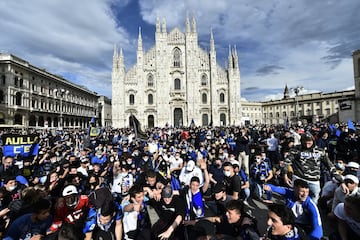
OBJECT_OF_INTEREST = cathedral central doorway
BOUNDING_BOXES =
[174,108,183,127]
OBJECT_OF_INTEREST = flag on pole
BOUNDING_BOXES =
[348,118,356,131]
[129,114,148,140]
[189,118,195,128]
[90,116,95,125]
[89,127,101,137]
[285,117,289,130]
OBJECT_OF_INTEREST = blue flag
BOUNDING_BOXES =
[2,134,39,157]
[348,118,356,131]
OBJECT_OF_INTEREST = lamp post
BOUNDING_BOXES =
[54,88,69,129]
[290,86,303,123]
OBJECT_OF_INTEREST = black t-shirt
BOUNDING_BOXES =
[157,195,186,224]
[223,174,241,196]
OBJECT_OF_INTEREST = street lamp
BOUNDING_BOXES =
[54,88,69,129]
[290,86,303,123]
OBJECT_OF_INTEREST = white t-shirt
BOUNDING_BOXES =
[169,157,183,170]
[334,203,360,236]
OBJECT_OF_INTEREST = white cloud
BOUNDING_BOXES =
[0,0,130,97]
[0,0,358,101]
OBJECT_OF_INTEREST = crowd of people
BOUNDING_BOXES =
[0,122,360,240]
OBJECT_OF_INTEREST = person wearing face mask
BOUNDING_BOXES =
[2,175,21,201]
[343,161,359,177]
[179,159,204,187]
[249,152,273,201]
[209,158,225,187]
[222,162,241,201]
[169,151,183,179]
[49,185,90,234]
[137,152,153,171]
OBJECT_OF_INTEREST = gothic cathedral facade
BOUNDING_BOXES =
[111,17,241,128]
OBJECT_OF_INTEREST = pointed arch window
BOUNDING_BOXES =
[201,74,207,86]
[173,48,181,67]
[174,78,181,90]
[129,94,135,105]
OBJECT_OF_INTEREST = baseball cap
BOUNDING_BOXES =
[62,185,78,197]
[186,160,195,171]
[161,185,173,198]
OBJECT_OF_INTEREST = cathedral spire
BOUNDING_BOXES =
[210,28,215,53]
[162,18,167,33]
[186,14,190,33]
[119,48,124,68]
[156,16,160,32]
[137,27,143,51]
[233,45,238,68]
[228,45,233,69]
[192,16,197,33]
[283,84,290,99]
[113,44,118,59]
[120,48,123,58]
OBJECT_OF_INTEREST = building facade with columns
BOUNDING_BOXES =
[353,50,360,122]
[0,53,99,128]
[98,95,112,127]
[112,16,242,128]
[240,90,355,126]
[241,49,360,126]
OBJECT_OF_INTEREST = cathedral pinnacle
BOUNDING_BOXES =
[192,16,197,32]
[113,44,118,59]
[162,18,167,33]
[228,45,233,69]
[210,28,215,52]
[156,16,160,32]
[138,27,143,51]
[186,15,190,33]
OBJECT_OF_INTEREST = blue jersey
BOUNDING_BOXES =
[4,213,52,240]
[267,184,323,240]
[83,202,122,234]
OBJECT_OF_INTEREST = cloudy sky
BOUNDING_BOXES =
[0,0,359,101]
